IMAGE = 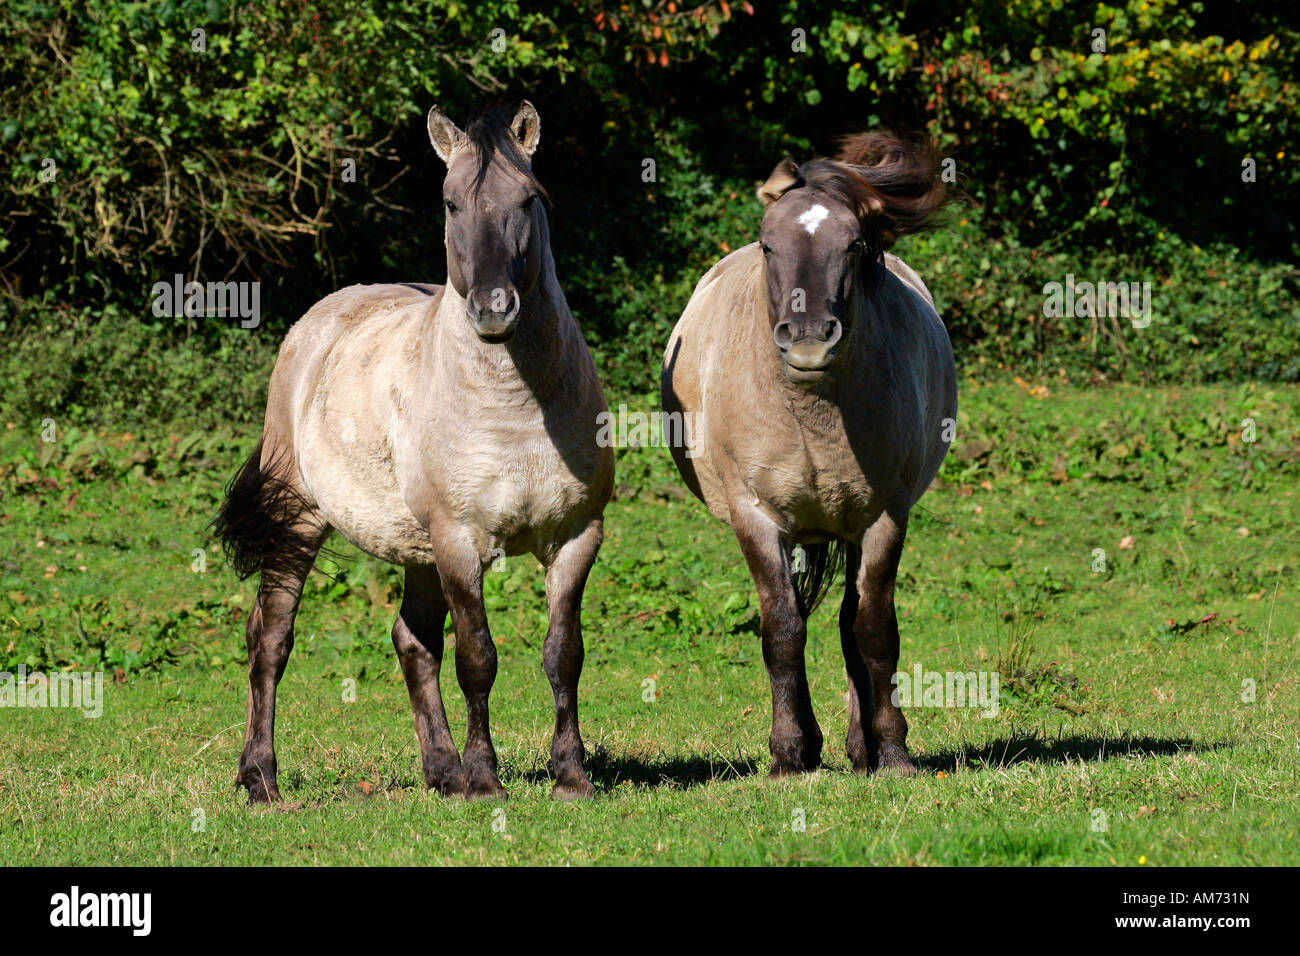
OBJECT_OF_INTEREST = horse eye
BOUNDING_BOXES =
[523,194,538,210]
[443,199,457,213]
[760,242,772,256]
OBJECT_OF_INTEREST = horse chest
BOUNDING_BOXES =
[484,444,578,523]
[742,433,875,535]
[435,412,592,545]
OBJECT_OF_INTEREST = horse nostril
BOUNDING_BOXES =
[773,321,794,350]
[823,319,842,346]
[465,290,481,322]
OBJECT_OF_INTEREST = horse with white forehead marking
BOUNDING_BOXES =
[662,131,955,776]
[213,102,613,803]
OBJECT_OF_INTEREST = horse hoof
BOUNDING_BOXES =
[434,778,468,799]
[244,783,281,805]
[237,769,281,805]
[874,745,916,777]
[427,764,468,799]
[464,772,508,801]
[767,762,804,779]
[552,778,595,801]
[846,738,872,772]
[877,763,917,778]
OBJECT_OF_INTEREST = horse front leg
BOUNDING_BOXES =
[730,502,821,776]
[542,518,604,800]
[436,542,507,800]
[844,506,915,775]
[838,544,874,771]
[391,565,465,797]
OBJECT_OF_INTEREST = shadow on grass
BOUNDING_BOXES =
[916,732,1229,774]
[505,732,1226,794]
[520,744,760,792]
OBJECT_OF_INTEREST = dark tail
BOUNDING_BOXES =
[791,541,847,619]
[209,437,316,580]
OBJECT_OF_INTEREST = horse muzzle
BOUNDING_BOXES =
[774,318,842,383]
[466,287,521,343]
[782,339,841,383]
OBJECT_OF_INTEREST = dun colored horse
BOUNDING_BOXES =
[214,102,613,802]
[661,132,955,776]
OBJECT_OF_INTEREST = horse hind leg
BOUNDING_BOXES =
[236,543,322,803]
[214,436,327,803]
[839,543,873,771]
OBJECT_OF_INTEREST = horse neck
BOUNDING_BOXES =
[840,258,883,363]
[427,242,578,398]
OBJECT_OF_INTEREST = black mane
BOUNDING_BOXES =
[464,107,549,202]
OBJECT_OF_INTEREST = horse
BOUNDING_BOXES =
[660,132,954,777]
[212,102,613,802]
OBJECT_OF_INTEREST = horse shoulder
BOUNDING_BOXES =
[664,243,769,521]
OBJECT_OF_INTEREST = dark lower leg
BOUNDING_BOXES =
[543,521,602,800]
[237,559,313,803]
[853,512,914,774]
[762,618,821,774]
[443,566,506,800]
[391,565,464,796]
[730,506,821,776]
[839,546,876,771]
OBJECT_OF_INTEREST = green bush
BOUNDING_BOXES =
[1,0,1297,420]
[901,208,1300,383]
[0,302,274,428]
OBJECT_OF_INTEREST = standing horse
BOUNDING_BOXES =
[661,133,954,776]
[213,102,613,802]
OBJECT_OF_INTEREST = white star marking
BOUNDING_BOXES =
[796,204,830,235]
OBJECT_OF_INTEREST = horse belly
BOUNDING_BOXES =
[278,286,443,565]
[296,419,436,565]
[322,485,435,565]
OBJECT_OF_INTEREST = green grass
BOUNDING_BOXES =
[1,381,1298,865]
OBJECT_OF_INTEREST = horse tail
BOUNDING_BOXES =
[791,540,847,619]
[209,437,316,580]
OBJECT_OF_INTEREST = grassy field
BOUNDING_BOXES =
[1,381,1298,865]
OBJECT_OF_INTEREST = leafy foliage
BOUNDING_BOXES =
[1,0,1297,413]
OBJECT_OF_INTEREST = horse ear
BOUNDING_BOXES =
[511,101,541,156]
[427,106,464,165]
[757,158,800,205]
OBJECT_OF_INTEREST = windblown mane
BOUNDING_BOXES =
[786,132,948,252]
[832,131,948,239]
